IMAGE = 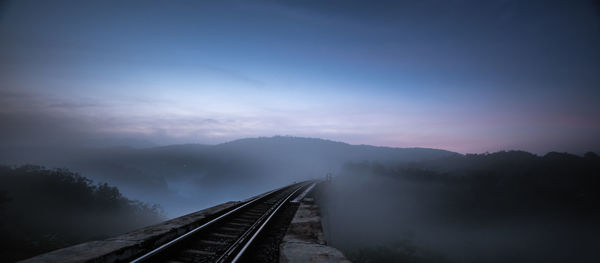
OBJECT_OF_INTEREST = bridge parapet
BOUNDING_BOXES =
[279,183,351,263]
[20,201,241,263]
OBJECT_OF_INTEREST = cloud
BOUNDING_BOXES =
[1,86,598,154]
[45,101,104,109]
[0,90,232,148]
[0,88,354,148]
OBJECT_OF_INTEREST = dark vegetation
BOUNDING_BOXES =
[0,165,164,262]
[347,150,600,219]
[321,151,600,263]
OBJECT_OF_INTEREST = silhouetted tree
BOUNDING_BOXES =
[0,165,164,261]
[342,150,600,219]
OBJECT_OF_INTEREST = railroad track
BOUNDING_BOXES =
[130,181,313,263]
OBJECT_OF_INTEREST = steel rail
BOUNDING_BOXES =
[129,184,293,263]
[221,183,305,263]
[291,181,317,203]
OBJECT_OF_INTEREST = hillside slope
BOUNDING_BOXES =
[0,136,457,216]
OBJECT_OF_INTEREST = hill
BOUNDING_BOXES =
[0,136,457,216]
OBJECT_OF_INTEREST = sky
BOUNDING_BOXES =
[1,0,599,154]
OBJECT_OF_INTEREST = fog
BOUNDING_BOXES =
[0,165,163,261]
[3,143,599,262]
[2,91,597,262]
[318,154,600,262]
[0,90,458,217]
[2,0,600,262]
[0,134,454,217]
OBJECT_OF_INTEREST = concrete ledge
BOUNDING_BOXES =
[20,201,241,263]
[280,242,350,263]
[280,194,350,263]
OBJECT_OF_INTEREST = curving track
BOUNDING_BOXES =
[129,181,312,263]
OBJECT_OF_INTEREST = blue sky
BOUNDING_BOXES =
[1,0,599,153]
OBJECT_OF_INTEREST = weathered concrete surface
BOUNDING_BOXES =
[19,201,240,263]
[280,196,351,263]
[280,243,350,263]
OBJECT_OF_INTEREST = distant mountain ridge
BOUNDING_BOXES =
[216,136,456,162]
[0,136,458,216]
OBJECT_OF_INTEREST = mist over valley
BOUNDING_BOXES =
[2,0,599,261]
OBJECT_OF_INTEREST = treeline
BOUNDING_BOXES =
[343,151,600,220]
[0,165,165,261]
